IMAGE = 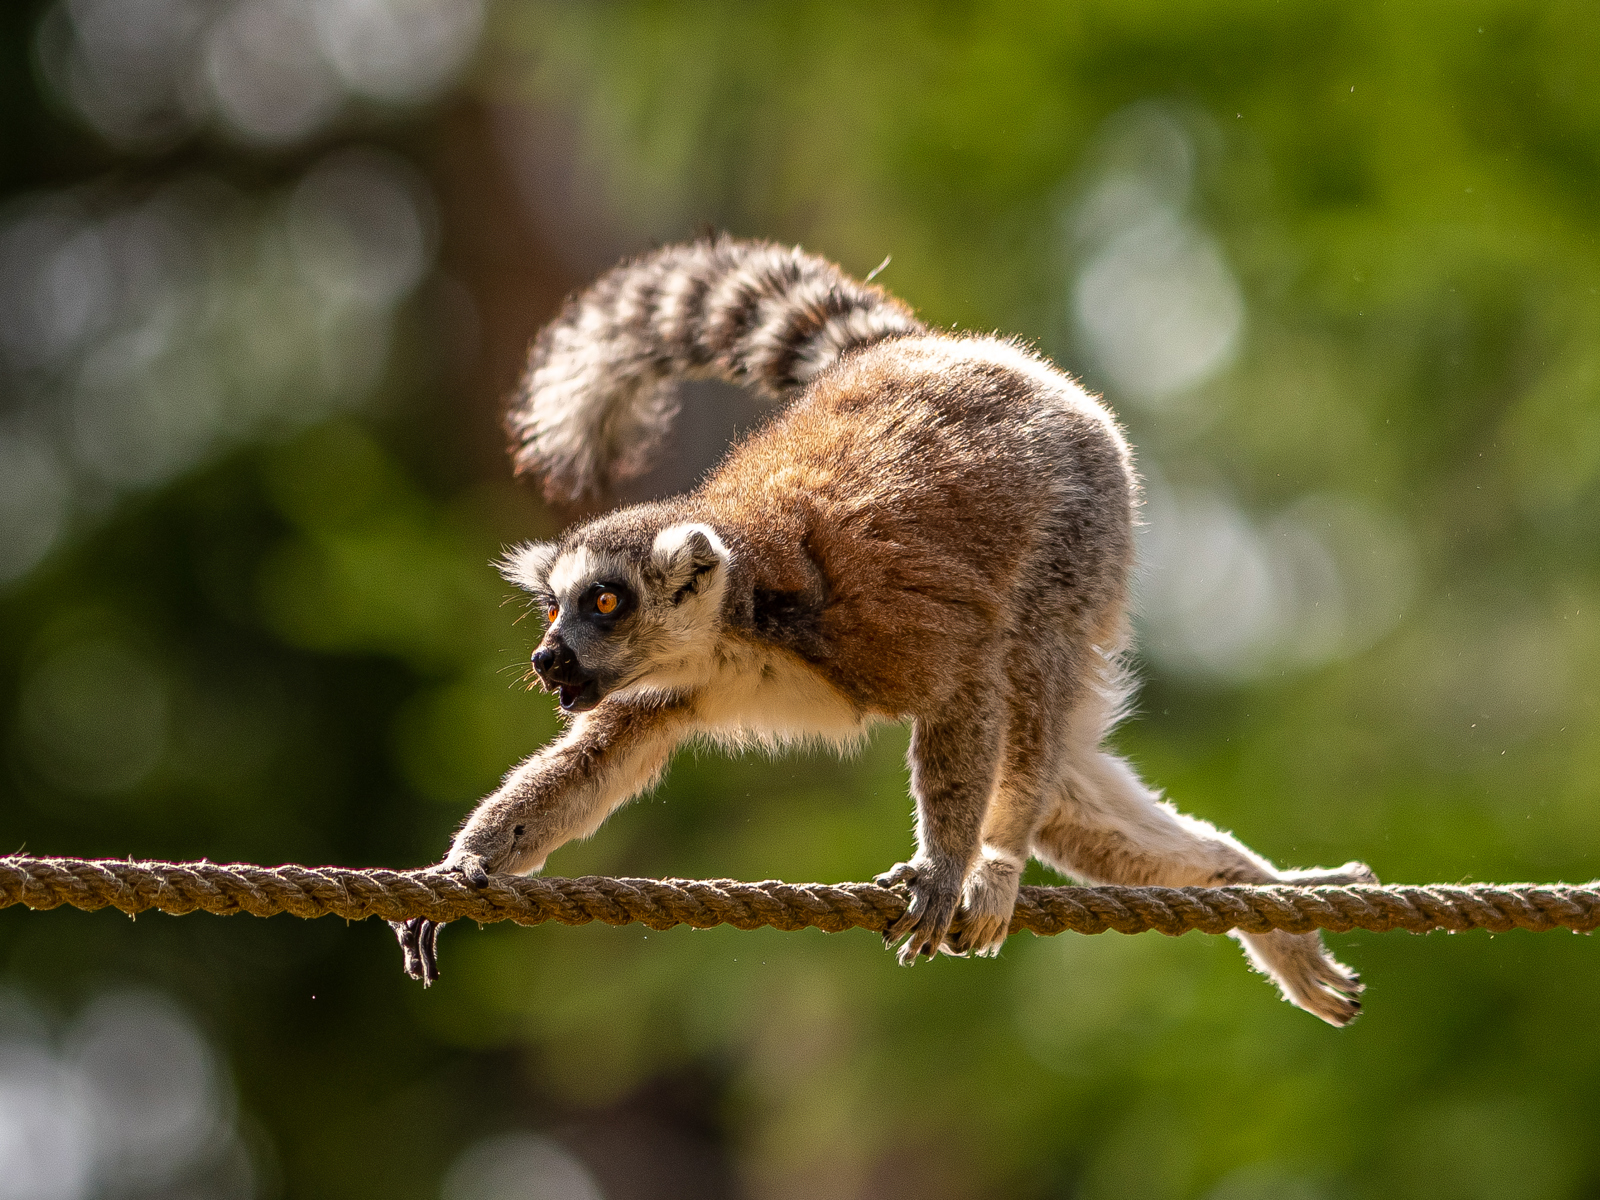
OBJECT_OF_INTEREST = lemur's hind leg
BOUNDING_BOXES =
[1032,743,1372,1027]
[877,703,1003,965]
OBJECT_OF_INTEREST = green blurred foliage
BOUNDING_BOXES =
[4,1,1599,1198]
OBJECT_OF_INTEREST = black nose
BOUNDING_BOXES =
[532,640,587,685]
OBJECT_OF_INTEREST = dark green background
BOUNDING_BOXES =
[3,2,1597,1197]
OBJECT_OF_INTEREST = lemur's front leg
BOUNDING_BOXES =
[394,696,692,983]
[447,697,692,882]
[946,668,1063,958]
[877,705,1003,964]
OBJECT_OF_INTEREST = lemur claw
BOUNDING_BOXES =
[392,857,496,983]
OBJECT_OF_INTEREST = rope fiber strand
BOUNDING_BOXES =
[3,855,1597,941]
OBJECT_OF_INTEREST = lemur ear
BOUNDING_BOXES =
[651,523,729,600]
[497,541,559,592]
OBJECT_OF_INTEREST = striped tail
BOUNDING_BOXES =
[507,235,924,501]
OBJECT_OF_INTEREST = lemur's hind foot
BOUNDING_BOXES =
[1238,929,1364,1026]
[1233,859,1374,1026]
[944,854,1022,958]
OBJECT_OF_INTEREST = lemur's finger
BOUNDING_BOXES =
[892,926,940,965]
[390,919,423,980]
[1280,861,1380,887]
[885,884,960,965]
[883,904,921,943]
[873,861,918,888]
[876,861,919,946]
[417,920,443,985]
[459,856,490,888]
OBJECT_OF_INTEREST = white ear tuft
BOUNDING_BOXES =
[651,523,730,598]
[498,541,559,592]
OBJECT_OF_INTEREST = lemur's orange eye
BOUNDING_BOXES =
[545,604,559,622]
[595,591,618,615]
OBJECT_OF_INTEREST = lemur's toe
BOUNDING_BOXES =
[1336,861,1379,886]
[1281,861,1380,887]
[949,919,1009,958]
[389,920,414,975]
[893,928,943,965]
[1305,987,1362,1027]
[877,863,917,946]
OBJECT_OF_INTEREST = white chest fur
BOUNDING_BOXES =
[629,638,870,751]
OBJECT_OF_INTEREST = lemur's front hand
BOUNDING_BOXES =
[387,851,473,979]
[392,816,546,984]
[389,850,499,984]
[389,855,491,984]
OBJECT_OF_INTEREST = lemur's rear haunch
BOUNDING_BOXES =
[393,236,1373,1025]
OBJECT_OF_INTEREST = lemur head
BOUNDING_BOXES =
[499,513,732,712]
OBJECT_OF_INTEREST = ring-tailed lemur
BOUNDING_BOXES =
[393,235,1374,1025]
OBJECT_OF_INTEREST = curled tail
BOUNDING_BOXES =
[508,235,924,501]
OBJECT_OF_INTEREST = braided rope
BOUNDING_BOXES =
[1,856,1596,937]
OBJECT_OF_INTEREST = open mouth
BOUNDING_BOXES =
[556,680,601,712]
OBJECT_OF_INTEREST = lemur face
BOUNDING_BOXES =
[499,523,731,712]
